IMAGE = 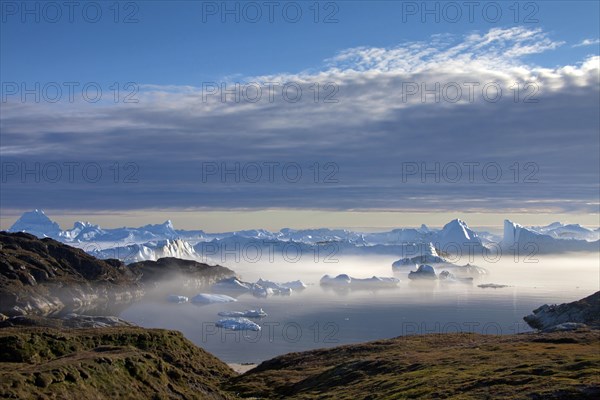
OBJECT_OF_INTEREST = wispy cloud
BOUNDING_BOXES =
[573,38,600,48]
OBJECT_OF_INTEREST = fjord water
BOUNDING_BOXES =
[120,253,600,364]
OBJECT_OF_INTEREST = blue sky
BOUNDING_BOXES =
[2,1,599,84]
[1,1,599,230]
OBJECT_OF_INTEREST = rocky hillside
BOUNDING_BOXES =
[0,232,234,317]
[0,232,143,316]
[229,330,600,399]
[0,327,236,400]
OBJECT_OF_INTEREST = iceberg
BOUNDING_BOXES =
[212,277,299,296]
[8,209,61,239]
[218,309,267,318]
[408,265,437,280]
[190,293,237,304]
[320,274,399,288]
[320,274,352,286]
[167,295,189,303]
[438,270,473,284]
[216,317,261,331]
[392,243,449,269]
[280,280,307,290]
[502,219,599,253]
[256,278,300,294]
[212,277,254,292]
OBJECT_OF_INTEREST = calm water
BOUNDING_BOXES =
[120,254,599,363]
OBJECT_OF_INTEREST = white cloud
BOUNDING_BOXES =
[1,28,598,214]
[573,38,600,48]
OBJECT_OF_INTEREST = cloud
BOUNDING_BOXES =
[573,38,600,48]
[1,27,598,214]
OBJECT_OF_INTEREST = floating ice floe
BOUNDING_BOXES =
[218,308,268,318]
[212,277,254,292]
[280,280,307,290]
[167,295,189,303]
[212,277,306,297]
[408,265,437,280]
[438,271,473,284]
[477,283,510,289]
[320,274,399,288]
[190,293,237,304]
[216,317,261,331]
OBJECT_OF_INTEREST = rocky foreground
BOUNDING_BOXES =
[1,328,598,399]
[1,231,599,399]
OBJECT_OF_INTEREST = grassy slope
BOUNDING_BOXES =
[228,331,600,399]
[0,327,237,400]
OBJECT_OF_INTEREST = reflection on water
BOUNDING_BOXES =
[119,254,599,363]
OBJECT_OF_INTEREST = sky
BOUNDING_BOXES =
[1,0,599,231]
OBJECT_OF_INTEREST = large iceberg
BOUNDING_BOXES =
[8,209,61,239]
[216,317,261,331]
[503,220,599,253]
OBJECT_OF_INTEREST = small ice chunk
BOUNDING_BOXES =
[167,295,189,303]
[191,293,237,304]
[320,274,352,286]
[408,264,437,280]
[218,308,268,318]
[216,317,261,331]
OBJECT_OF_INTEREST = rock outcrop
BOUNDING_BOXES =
[524,291,600,331]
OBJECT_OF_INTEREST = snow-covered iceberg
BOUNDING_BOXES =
[191,293,237,304]
[212,277,303,297]
[503,219,599,253]
[218,309,267,318]
[8,209,61,239]
[392,243,449,269]
[212,277,254,292]
[216,317,261,331]
[92,239,201,264]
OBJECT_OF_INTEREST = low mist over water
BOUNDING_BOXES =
[120,254,599,363]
